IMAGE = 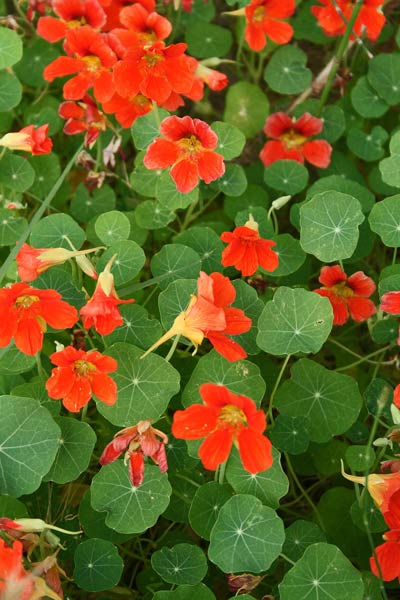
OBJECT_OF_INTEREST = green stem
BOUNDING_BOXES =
[318,0,363,113]
[218,460,227,485]
[285,453,326,531]
[35,352,46,379]
[334,348,394,372]
[0,143,83,285]
[268,354,291,423]
[280,552,295,566]
[165,334,181,362]
[393,247,398,265]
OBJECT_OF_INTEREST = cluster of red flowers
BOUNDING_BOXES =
[37,0,228,142]
[312,0,385,42]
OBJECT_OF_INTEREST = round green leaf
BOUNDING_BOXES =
[379,131,400,188]
[368,53,400,106]
[185,23,232,58]
[369,194,400,246]
[96,240,145,286]
[231,280,264,355]
[225,447,289,509]
[30,213,86,249]
[351,76,389,118]
[264,45,312,95]
[300,191,364,261]
[257,287,333,356]
[350,495,386,534]
[0,345,35,375]
[208,494,284,574]
[73,539,123,592]
[347,126,388,162]
[269,415,310,455]
[235,206,274,239]
[135,200,176,230]
[210,122,246,160]
[131,108,169,150]
[29,153,61,197]
[95,210,131,245]
[283,520,326,562]
[91,462,172,533]
[0,152,35,192]
[0,209,27,247]
[158,279,196,330]
[157,171,198,210]
[96,343,180,427]
[320,105,346,143]
[0,495,28,520]
[345,445,375,472]
[130,163,162,197]
[34,267,86,309]
[224,184,269,220]
[279,543,364,600]
[153,584,216,600]
[79,490,133,544]
[224,82,269,138]
[13,38,60,87]
[152,544,208,585]
[70,184,116,222]
[104,303,162,350]
[264,160,309,195]
[44,417,96,484]
[306,175,375,214]
[275,358,362,443]
[0,396,61,496]
[182,350,266,408]
[0,72,22,111]
[270,234,306,277]
[214,163,247,197]
[175,226,224,273]
[189,482,233,540]
[151,244,201,290]
[0,28,22,68]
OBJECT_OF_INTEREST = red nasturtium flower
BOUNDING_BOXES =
[172,383,273,473]
[100,420,168,486]
[0,124,52,155]
[314,265,376,326]
[0,282,78,355]
[143,115,225,193]
[381,291,400,315]
[141,271,251,362]
[80,255,134,335]
[37,0,106,43]
[46,345,117,412]
[16,243,100,282]
[244,0,295,51]
[370,529,400,583]
[118,3,172,44]
[311,0,386,42]
[102,92,152,128]
[43,26,117,103]
[260,112,332,168]
[0,539,33,600]
[58,94,107,147]
[220,214,279,277]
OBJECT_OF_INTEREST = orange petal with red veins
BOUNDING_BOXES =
[198,429,233,470]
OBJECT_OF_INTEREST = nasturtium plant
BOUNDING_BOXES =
[1,0,400,597]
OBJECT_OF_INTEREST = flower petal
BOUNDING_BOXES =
[237,428,273,473]
[198,429,233,470]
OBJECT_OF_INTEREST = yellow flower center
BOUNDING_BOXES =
[331,281,354,298]
[218,404,247,428]
[15,294,40,309]
[82,55,102,73]
[280,129,308,149]
[178,135,202,153]
[143,52,163,67]
[67,17,87,29]
[253,6,265,22]
[73,359,97,377]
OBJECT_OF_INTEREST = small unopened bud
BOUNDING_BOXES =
[373,437,393,448]
[271,195,291,211]
[75,254,98,279]
[391,404,400,425]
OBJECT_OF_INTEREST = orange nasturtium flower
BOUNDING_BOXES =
[0,124,53,155]
[80,255,134,335]
[172,383,273,473]
[46,345,118,412]
[0,539,33,600]
[370,529,400,583]
[220,214,279,277]
[16,243,101,282]
[0,282,78,355]
[143,115,225,193]
[100,420,168,486]
[141,271,251,362]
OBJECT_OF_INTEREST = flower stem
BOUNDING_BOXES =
[268,354,291,423]
[165,334,181,362]
[218,460,227,485]
[318,0,364,114]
